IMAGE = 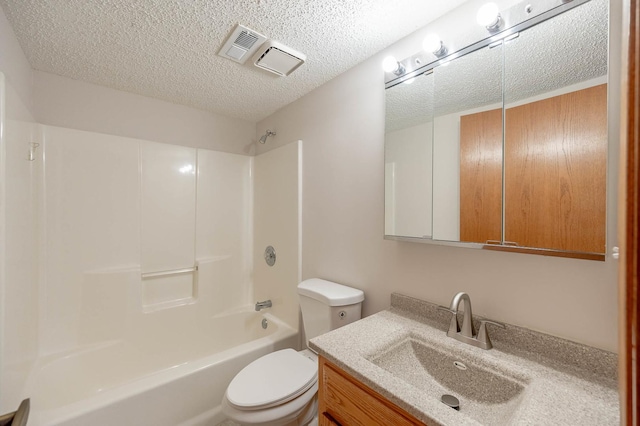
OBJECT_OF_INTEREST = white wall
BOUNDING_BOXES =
[432,111,462,241]
[385,122,432,238]
[256,3,622,352]
[33,71,255,155]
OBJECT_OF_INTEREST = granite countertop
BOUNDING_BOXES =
[309,293,619,426]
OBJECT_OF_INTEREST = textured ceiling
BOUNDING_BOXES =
[0,0,470,123]
[386,0,608,132]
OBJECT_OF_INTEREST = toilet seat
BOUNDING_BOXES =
[222,381,318,426]
[226,349,317,410]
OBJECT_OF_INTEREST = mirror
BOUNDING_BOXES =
[432,44,503,243]
[502,0,608,254]
[384,72,434,239]
[383,0,608,258]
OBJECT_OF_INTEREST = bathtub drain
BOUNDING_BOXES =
[262,318,268,329]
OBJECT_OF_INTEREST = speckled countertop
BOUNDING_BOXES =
[309,293,619,426]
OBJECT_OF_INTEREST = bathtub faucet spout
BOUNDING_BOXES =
[255,300,272,311]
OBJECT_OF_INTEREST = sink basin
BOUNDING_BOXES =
[368,336,529,424]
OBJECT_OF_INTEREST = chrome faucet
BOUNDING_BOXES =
[255,300,272,311]
[437,292,505,350]
[450,292,475,338]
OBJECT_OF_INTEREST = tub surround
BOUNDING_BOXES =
[310,293,618,425]
[0,118,303,423]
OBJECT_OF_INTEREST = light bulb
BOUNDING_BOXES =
[423,33,448,57]
[477,3,500,27]
[423,34,442,54]
[382,56,400,73]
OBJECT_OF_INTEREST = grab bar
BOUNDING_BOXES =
[141,266,198,279]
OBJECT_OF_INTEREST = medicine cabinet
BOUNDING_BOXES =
[384,0,608,260]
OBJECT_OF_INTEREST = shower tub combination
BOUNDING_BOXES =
[1,105,302,425]
[25,310,298,426]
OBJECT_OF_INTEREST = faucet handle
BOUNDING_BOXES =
[480,319,505,328]
[437,306,459,336]
[477,319,505,349]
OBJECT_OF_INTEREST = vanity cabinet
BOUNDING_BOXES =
[318,356,426,426]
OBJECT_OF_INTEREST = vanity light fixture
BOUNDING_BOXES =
[423,34,448,58]
[382,56,406,76]
[477,2,503,32]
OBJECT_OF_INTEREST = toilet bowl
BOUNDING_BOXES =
[222,349,318,426]
[221,279,364,426]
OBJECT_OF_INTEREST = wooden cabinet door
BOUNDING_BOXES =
[319,412,341,425]
[504,84,607,253]
[460,108,503,244]
[318,356,426,426]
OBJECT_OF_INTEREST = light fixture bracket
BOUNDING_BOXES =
[432,41,448,58]
[393,62,406,76]
[485,14,503,32]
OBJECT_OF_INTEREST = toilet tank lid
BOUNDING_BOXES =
[297,278,364,306]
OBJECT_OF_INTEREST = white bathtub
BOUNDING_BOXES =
[25,310,298,426]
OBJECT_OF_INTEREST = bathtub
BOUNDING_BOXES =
[25,310,299,426]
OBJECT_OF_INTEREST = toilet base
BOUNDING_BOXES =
[294,398,317,426]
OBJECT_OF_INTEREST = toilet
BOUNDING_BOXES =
[221,278,364,426]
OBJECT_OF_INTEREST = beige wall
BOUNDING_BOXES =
[257,3,621,352]
[1,113,40,412]
[0,7,33,120]
[33,71,256,154]
[0,6,256,153]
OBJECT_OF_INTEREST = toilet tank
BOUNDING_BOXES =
[297,278,364,348]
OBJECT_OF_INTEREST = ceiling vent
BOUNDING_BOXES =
[219,24,266,64]
[252,41,306,77]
